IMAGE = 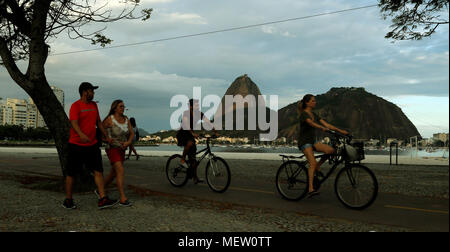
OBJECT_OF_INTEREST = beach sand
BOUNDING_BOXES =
[1,147,448,166]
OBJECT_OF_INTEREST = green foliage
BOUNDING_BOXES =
[91,34,113,47]
[433,139,445,147]
[0,125,52,141]
[379,0,449,40]
[141,8,153,21]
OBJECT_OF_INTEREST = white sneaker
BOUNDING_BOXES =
[94,189,100,199]
[180,161,189,168]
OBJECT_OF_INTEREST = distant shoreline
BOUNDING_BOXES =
[0,146,448,166]
[0,141,159,147]
[0,141,54,147]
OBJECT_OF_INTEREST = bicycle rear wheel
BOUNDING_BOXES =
[205,156,231,193]
[276,161,308,201]
[166,154,189,187]
[334,164,378,210]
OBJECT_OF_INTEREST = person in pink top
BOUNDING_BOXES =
[62,82,118,210]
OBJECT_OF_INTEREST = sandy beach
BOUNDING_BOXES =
[0,146,448,166]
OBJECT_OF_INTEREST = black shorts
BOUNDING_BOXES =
[66,143,103,177]
[186,144,197,164]
[176,130,195,146]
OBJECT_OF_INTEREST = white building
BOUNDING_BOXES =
[29,86,65,128]
[51,86,65,106]
[0,86,64,128]
[5,98,28,127]
[0,101,13,125]
[26,101,38,128]
[28,98,46,128]
[142,135,161,142]
[162,136,176,143]
[433,133,449,143]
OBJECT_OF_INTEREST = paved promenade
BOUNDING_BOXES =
[0,148,448,232]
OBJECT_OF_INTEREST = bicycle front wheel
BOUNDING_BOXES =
[276,161,308,201]
[166,154,189,187]
[205,156,231,193]
[334,164,378,210]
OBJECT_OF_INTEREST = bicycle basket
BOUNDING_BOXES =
[344,142,365,161]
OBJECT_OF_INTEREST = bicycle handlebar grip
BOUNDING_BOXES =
[328,130,353,143]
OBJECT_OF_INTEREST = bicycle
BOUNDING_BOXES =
[165,134,231,193]
[275,130,378,210]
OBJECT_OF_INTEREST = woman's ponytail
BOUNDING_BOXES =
[297,99,304,115]
[297,94,314,116]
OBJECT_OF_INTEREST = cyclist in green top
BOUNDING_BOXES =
[298,94,349,197]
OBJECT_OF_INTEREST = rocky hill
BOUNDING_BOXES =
[213,74,274,139]
[278,87,421,141]
[222,74,262,98]
[160,75,420,142]
[215,74,262,114]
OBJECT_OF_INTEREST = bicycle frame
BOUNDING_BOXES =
[281,153,345,185]
[315,154,345,184]
[314,131,357,183]
[193,137,215,165]
[281,130,353,185]
[277,131,377,208]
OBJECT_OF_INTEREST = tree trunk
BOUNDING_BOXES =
[29,81,71,175]
[29,80,96,191]
[1,0,96,191]
[1,42,95,190]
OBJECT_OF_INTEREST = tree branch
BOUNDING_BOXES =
[1,0,152,61]
[0,36,31,91]
[3,0,32,37]
[380,0,449,40]
[27,0,51,81]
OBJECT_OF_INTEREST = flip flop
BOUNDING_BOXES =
[307,190,320,198]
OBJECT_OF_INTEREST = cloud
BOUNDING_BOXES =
[145,0,174,3]
[261,26,296,38]
[261,26,276,34]
[1,0,448,134]
[160,12,207,25]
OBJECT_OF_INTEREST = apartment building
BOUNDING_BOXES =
[433,133,449,143]
[6,98,28,127]
[0,101,13,126]
[0,86,64,128]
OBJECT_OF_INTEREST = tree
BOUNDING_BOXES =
[379,0,449,40]
[0,1,152,177]
[433,139,445,147]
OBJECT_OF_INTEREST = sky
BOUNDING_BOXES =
[0,0,448,138]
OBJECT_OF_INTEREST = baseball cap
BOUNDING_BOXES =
[78,82,99,95]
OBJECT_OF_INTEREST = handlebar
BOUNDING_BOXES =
[327,130,353,143]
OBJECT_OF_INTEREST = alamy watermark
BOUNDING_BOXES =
[170,87,278,141]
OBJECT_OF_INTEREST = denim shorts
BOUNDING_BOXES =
[298,142,318,152]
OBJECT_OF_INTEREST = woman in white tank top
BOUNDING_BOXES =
[102,100,134,206]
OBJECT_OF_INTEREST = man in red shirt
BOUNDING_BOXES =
[63,82,118,209]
